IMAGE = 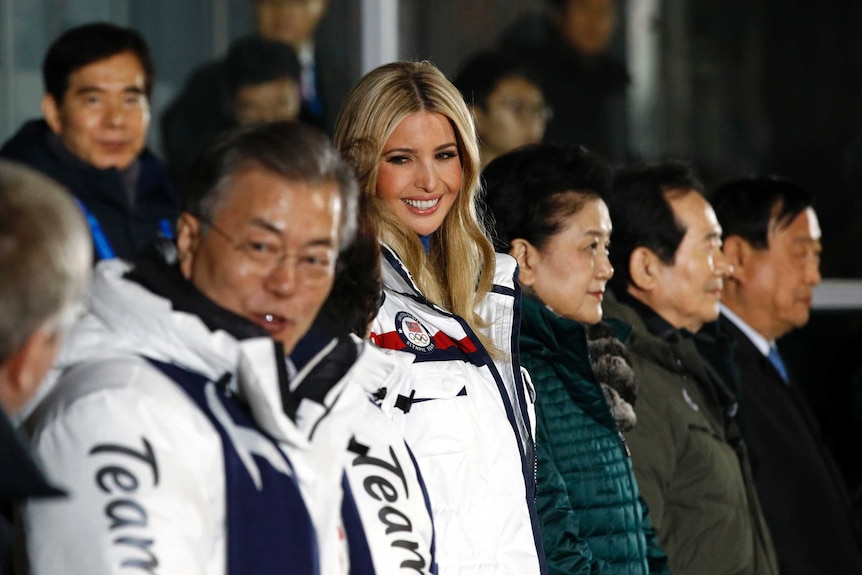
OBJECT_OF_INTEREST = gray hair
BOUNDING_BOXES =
[182,121,359,251]
[0,160,92,363]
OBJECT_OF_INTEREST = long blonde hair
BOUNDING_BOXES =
[334,61,497,347]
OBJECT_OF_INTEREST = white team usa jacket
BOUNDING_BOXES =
[19,259,367,575]
[338,342,438,574]
[288,327,437,574]
[369,246,546,575]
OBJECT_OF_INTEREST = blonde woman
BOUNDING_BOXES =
[335,61,544,574]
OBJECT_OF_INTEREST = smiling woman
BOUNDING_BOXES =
[334,61,545,574]
[375,110,462,237]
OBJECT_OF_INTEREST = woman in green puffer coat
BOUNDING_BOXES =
[483,144,669,575]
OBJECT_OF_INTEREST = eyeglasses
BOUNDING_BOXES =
[198,216,335,286]
[496,99,553,122]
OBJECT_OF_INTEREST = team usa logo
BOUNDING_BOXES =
[395,311,435,353]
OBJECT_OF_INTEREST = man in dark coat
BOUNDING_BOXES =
[0,160,92,572]
[603,161,778,574]
[0,23,179,263]
[708,177,862,574]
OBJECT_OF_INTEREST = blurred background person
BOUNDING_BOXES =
[0,22,178,263]
[162,33,304,188]
[483,143,669,575]
[161,0,349,186]
[225,36,302,127]
[500,0,628,161]
[0,160,91,571]
[705,177,862,574]
[453,49,549,168]
[250,0,347,130]
[335,61,544,574]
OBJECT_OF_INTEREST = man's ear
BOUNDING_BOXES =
[509,238,537,287]
[721,235,750,282]
[628,246,660,292]
[0,327,59,414]
[176,213,201,279]
[42,95,63,135]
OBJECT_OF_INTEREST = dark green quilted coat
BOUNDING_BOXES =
[520,297,669,575]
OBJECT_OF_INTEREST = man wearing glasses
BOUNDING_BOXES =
[454,50,551,168]
[20,122,364,574]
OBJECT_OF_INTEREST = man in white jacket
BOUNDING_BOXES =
[21,122,365,574]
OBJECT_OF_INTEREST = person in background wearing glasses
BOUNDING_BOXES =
[225,36,303,128]
[454,50,551,168]
[19,122,369,574]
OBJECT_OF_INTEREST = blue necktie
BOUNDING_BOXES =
[767,345,789,383]
[302,62,323,119]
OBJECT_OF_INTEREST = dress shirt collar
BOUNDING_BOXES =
[719,303,773,357]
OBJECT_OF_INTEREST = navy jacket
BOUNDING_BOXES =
[0,120,179,262]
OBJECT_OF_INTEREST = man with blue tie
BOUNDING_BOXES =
[709,177,862,575]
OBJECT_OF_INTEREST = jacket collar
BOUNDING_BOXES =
[520,295,589,356]
[616,290,690,343]
[45,248,316,447]
[127,241,267,341]
[380,244,423,297]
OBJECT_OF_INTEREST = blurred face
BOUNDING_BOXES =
[177,167,341,353]
[234,78,302,126]
[475,76,548,162]
[254,0,327,49]
[376,111,462,237]
[520,197,613,324]
[735,207,822,340]
[650,191,730,332]
[43,51,150,170]
[558,0,617,56]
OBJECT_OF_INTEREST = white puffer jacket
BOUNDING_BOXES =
[20,259,367,575]
[368,246,545,575]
